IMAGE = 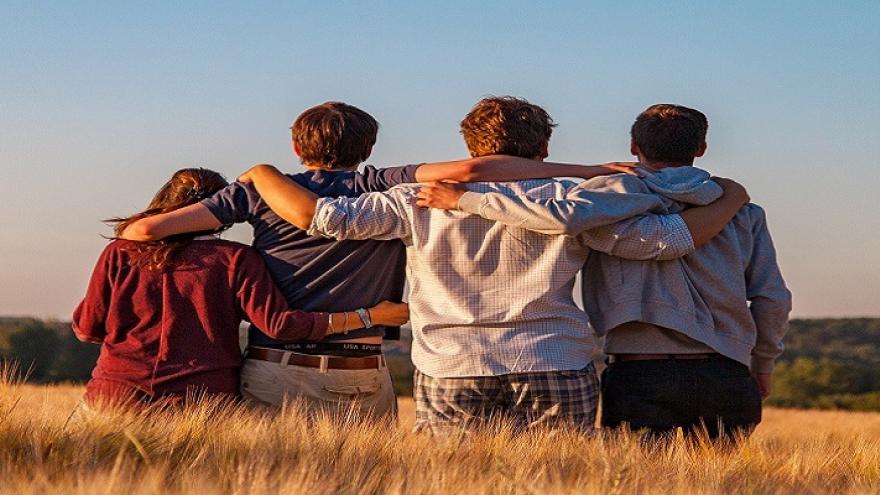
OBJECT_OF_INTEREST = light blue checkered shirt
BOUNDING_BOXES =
[309,179,693,378]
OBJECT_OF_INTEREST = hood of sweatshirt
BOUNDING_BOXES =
[637,165,723,206]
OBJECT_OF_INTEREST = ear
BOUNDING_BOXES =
[538,142,549,161]
[292,142,302,157]
[695,141,707,158]
[630,139,640,157]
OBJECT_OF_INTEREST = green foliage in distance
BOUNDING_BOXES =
[2,317,878,411]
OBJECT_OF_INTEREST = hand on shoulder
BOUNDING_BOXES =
[415,182,467,210]
[238,164,281,184]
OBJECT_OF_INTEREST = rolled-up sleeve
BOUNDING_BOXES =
[579,213,695,261]
[308,188,413,241]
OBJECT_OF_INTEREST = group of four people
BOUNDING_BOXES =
[74,97,791,439]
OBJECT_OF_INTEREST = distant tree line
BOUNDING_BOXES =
[1,317,878,411]
[766,319,880,411]
[0,317,99,382]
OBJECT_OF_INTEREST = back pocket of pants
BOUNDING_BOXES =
[323,383,382,399]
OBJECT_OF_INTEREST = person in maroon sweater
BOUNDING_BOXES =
[73,168,409,408]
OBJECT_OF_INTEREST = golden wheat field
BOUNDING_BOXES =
[1,373,879,495]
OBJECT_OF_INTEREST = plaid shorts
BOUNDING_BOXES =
[414,363,599,435]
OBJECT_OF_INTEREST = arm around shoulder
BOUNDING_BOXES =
[679,177,750,248]
[580,213,695,261]
[458,176,664,237]
[120,203,223,241]
[232,247,328,342]
[413,155,641,183]
[309,188,413,241]
[239,164,318,229]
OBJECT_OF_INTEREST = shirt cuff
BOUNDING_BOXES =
[457,191,485,214]
[665,214,696,256]
[751,355,775,374]
[307,198,335,237]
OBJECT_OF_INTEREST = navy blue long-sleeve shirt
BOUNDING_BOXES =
[201,164,419,348]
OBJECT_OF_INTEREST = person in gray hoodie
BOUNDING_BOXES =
[417,104,792,440]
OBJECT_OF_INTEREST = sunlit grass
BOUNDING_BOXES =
[0,365,878,494]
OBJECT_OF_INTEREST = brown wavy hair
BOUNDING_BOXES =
[107,168,231,270]
[460,96,556,159]
[291,101,379,170]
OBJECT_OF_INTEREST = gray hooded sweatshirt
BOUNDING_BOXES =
[457,166,792,373]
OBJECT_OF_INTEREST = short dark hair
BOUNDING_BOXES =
[291,102,379,170]
[631,104,708,163]
[460,96,556,158]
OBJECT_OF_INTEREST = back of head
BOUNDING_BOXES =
[110,168,230,269]
[291,101,379,170]
[460,96,556,159]
[631,104,708,163]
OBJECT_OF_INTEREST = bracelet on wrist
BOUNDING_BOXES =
[355,308,373,329]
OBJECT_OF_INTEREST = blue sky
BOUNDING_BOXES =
[1,1,878,318]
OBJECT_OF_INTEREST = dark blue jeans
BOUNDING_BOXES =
[601,356,762,440]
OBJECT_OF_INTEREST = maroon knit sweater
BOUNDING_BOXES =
[72,239,328,404]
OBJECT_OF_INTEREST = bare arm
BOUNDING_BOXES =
[238,164,318,229]
[121,203,222,241]
[680,178,750,248]
[414,155,639,183]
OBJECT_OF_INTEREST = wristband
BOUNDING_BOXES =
[355,308,373,329]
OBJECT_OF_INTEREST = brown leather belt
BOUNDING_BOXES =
[609,352,719,363]
[245,347,385,370]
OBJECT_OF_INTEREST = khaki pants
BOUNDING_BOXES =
[240,356,397,419]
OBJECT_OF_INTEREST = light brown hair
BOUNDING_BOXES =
[291,101,379,170]
[459,96,556,159]
[109,168,230,269]
[631,104,708,163]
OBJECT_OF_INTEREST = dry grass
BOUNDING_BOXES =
[1,369,878,494]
